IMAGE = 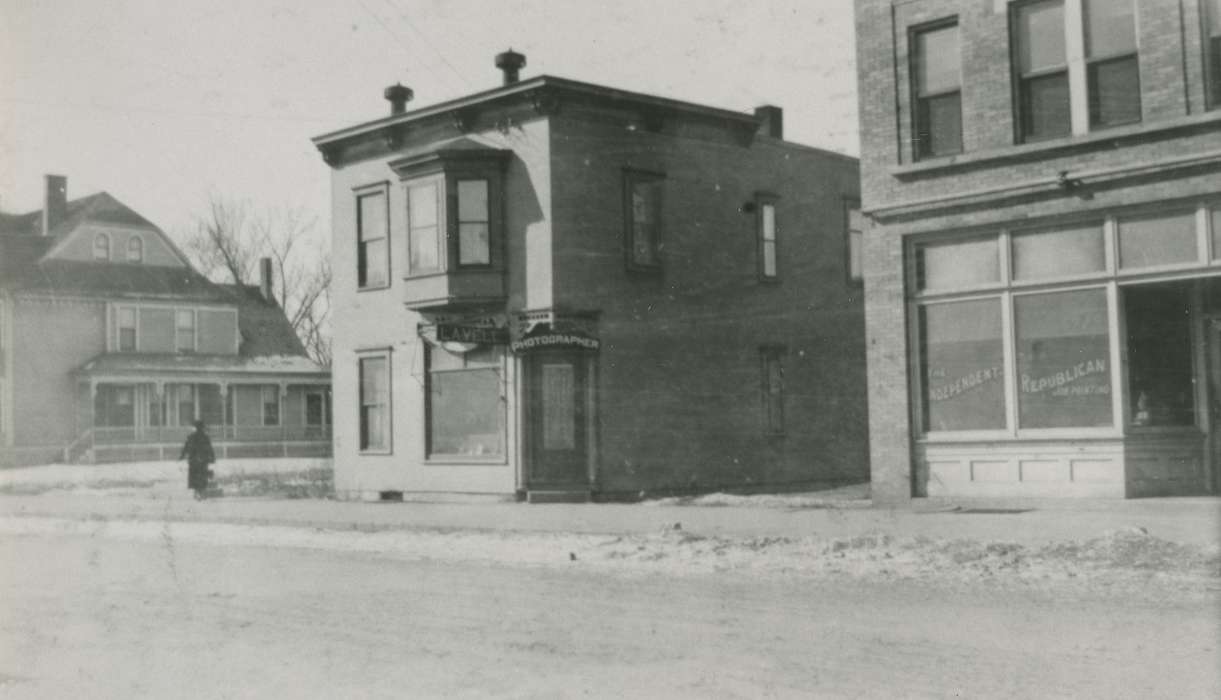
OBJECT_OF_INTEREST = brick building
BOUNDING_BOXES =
[314,53,865,501]
[855,0,1221,500]
[0,176,331,466]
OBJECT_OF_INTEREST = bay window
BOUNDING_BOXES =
[457,179,490,265]
[426,345,503,458]
[407,180,441,274]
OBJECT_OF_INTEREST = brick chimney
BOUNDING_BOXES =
[42,174,67,236]
[495,49,526,85]
[754,105,783,140]
[259,257,274,303]
[384,83,413,115]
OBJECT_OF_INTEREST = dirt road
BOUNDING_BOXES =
[1,528,1217,699]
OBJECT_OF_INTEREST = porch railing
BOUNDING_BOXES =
[93,425,332,445]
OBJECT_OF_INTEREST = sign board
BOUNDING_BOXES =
[510,332,601,354]
[436,324,509,345]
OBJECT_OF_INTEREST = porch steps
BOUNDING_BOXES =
[526,489,591,504]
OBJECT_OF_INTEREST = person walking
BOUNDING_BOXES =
[179,420,216,500]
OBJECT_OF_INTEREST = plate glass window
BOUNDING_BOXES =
[457,180,490,266]
[408,182,441,273]
[357,191,388,288]
[912,22,962,158]
[919,299,1006,431]
[359,356,389,452]
[427,346,503,457]
[1015,289,1112,428]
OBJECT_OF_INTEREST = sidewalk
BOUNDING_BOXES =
[2,488,1218,547]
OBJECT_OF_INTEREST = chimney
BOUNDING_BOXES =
[259,257,274,303]
[495,49,526,86]
[384,83,413,115]
[42,174,67,236]
[754,105,784,140]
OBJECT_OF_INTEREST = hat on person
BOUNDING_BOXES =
[193,420,206,430]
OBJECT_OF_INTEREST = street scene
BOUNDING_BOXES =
[4,0,1221,697]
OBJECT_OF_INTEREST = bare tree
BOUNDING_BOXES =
[184,195,332,367]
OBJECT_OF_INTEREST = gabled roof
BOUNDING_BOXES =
[217,283,310,358]
[4,259,230,301]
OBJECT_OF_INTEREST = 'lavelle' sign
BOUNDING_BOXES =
[436,324,509,345]
[510,331,601,353]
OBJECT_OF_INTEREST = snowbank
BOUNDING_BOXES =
[0,458,331,492]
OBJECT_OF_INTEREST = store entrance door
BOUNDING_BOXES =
[525,351,590,490]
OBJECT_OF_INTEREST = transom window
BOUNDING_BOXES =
[624,170,664,270]
[356,188,389,289]
[426,345,503,458]
[911,20,962,159]
[1011,0,1140,142]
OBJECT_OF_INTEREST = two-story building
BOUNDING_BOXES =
[315,53,866,501]
[0,176,331,466]
[856,0,1221,500]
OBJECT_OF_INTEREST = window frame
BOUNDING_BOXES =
[844,199,864,286]
[175,309,196,354]
[261,386,281,427]
[116,306,138,352]
[623,169,665,273]
[93,233,111,261]
[756,192,780,282]
[455,178,492,268]
[423,344,507,463]
[1082,0,1142,129]
[357,351,392,455]
[1011,0,1074,143]
[355,182,391,291]
[126,236,143,263]
[406,176,445,276]
[305,390,329,428]
[910,18,964,160]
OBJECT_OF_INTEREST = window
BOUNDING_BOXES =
[357,190,388,288]
[176,384,196,426]
[261,386,280,426]
[93,233,111,261]
[427,345,503,457]
[846,202,864,283]
[919,299,1007,432]
[1084,0,1140,127]
[1012,0,1140,142]
[1207,0,1221,107]
[175,310,195,353]
[624,171,663,270]
[457,180,490,265]
[126,236,143,263]
[1015,289,1112,428]
[912,21,962,158]
[757,195,779,280]
[117,307,137,351]
[94,385,135,427]
[915,236,1000,291]
[761,347,785,434]
[359,355,390,452]
[1012,224,1105,280]
[1126,283,1195,427]
[305,392,328,427]
[1118,211,1198,269]
[1212,206,1221,259]
[407,181,441,274]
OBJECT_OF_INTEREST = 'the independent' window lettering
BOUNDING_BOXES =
[357,190,388,289]
[912,21,963,159]
[408,181,441,274]
[625,171,663,269]
[359,355,390,452]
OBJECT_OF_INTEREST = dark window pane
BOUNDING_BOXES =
[199,385,223,427]
[920,299,1006,431]
[1084,0,1136,57]
[915,24,960,94]
[1118,212,1197,269]
[1022,72,1072,140]
[916,92,963,157]
[1015,289,1112,429]
[916,236,1000,291]
[1212,208,1221,259]
[1089,55,1141,127]
[1209,36,1221,106]
[359,357,388,451]
[1126,283,1195,427]
[1016,0,1066,73]
[762,351,784,433]
[1012,224,1105,280]
[306,394,324,426]
[357,192,386,287]
[627,176,662,268]
[458,223,490,265]
[361,238,387,287]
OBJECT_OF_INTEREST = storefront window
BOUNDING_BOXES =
[1126,283,1196,427]
[428,346,503,457]
[1118,212,1199,269]
[919,298,1006,431]
[1015,289,1112,428]
[916,236,999,291]
[1012,224,1105,280]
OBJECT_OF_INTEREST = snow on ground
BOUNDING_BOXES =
[644,483,871,509]
[0,458,330,494]
[1,514,1215,595]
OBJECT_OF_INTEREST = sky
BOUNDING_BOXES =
[0,0,859,245]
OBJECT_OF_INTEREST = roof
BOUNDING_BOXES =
[218,283,311,358]
[74,352,325,378]
[312,75,761,149]
[4,259,230,302]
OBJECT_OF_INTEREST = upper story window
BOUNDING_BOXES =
[1206,0,1221,108]
[93,233,110,261]
[624,170,664,270]
[407,180,442,274]
[1012,0,1140,143]
[126,236,143,263]
[357,188,389,289]
[457,180,491,266]
[117,308,137,351]
[912,20,963,159]
[175,310,195,353]
[757,193,779,280]
[846,202,864,284]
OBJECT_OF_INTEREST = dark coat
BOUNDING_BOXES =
[179,431,216,465]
